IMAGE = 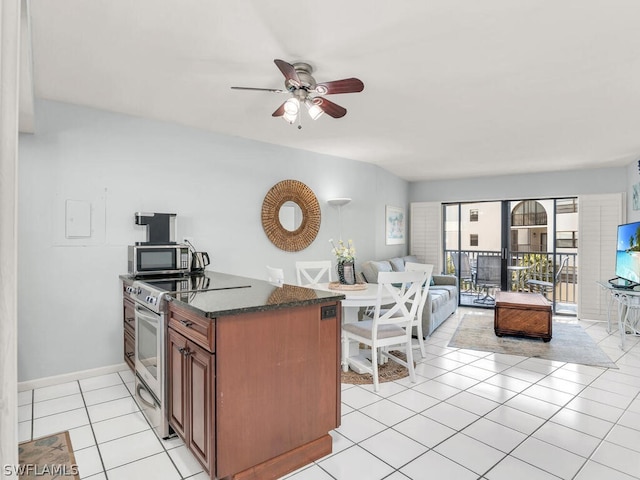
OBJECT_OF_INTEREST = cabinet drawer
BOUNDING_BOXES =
[496,307,550,334]
[169,305,215,353]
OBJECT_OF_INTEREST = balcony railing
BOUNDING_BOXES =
[445,250,578,314]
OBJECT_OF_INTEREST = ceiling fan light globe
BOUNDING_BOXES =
[282,111,297,123]
[283,97,300,115]
[306,100,324,120]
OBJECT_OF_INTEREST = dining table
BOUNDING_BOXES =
[311,282,395,374]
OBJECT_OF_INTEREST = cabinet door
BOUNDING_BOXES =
[216,303,340,478]
[123,297,135,369]
[123,331,135,371]
[167,328,188,440]
[186,340,214,475]
[123,297,135,335]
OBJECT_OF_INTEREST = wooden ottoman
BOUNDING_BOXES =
[494,291,552,342]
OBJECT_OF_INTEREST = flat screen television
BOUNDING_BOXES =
[613,221,640,287]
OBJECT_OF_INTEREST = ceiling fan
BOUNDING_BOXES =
[231,59,364,128]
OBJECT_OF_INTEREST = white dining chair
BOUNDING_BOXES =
[341,270,427,392]
[266,266,285,287]
[405,262,434,358]
[295,260,333,286]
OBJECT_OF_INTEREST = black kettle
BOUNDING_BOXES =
[191,252,210,273]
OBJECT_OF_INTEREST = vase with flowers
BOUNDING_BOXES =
[330,238,356,285]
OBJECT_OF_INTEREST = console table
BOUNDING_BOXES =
[597,281,640,350]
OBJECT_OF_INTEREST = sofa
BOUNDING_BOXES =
[360,255,458,338]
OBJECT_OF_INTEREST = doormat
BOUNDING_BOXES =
[341,351,412,385]
[448,314,618,369]
[17,431,79,479]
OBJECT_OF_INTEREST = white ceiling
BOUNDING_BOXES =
[25,0,640,181]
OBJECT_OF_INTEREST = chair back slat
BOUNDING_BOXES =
[476,255,501,285]
[374,271,428,328]
[405,262,434,320]
[295,260,333,285]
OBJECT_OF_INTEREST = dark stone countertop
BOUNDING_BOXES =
[121,270,344,318]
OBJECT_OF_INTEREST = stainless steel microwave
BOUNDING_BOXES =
[128,244,191,277]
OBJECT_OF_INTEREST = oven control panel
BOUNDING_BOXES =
[125,285,140,296]
[130,281,168,313]
[145,296,158,306]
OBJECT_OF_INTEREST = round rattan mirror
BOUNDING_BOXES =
[261,180,321,252]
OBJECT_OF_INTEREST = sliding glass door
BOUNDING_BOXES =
[444,198,578,314]
[444,202,506,308]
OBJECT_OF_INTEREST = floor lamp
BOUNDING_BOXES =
[327,197,351,240]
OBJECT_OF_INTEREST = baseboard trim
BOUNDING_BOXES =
[18,363,129,391]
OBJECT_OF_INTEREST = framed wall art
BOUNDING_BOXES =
[385,205,405,245]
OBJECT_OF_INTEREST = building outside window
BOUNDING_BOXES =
[470,234,479,246]
[511,200,547,226]
[470,209,479,222]
[556,231,578,248]
[556,198,578,214]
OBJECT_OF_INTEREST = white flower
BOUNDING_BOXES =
[330,239,356,263]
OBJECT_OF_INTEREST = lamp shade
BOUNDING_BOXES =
[282,97,300,124]
[305,99,324,120]
[327,198,352,207]
[284,97,300,115]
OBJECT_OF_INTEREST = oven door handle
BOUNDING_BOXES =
[136,383,158,409]
[135,305,160,324]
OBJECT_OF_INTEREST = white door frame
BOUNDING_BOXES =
[0,0,21,474]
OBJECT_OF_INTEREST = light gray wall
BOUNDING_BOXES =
[18,100,409,381]
[627,160,640,223]
[409,167,627,204]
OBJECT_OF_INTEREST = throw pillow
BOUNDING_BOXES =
[403,255,419,265]
[361,260,393,283]
[389,257,405,272]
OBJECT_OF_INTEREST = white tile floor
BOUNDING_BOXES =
[18,307,640,480]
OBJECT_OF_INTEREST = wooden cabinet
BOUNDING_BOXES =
[187,340,214,471]
[167,300,341,480]
[167,328,187,439]
[167,327,215,474]
[495,291,552,341]
[122,295,135,370]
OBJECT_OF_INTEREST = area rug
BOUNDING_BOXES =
[448,314,618,369]
[18,431,79,479]
[341,350,411,385]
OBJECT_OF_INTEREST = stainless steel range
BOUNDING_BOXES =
[126,272,250,439]
[126,280,174,439]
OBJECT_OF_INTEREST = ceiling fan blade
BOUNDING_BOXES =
[272,102,286,117]
[231,86,287,93]
[314,78,364,95]
[313,97,347,118]
[274,59,300,87]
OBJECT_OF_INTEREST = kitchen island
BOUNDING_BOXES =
[162,271,344,480]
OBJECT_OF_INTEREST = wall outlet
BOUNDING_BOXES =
[183,236,194,246]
